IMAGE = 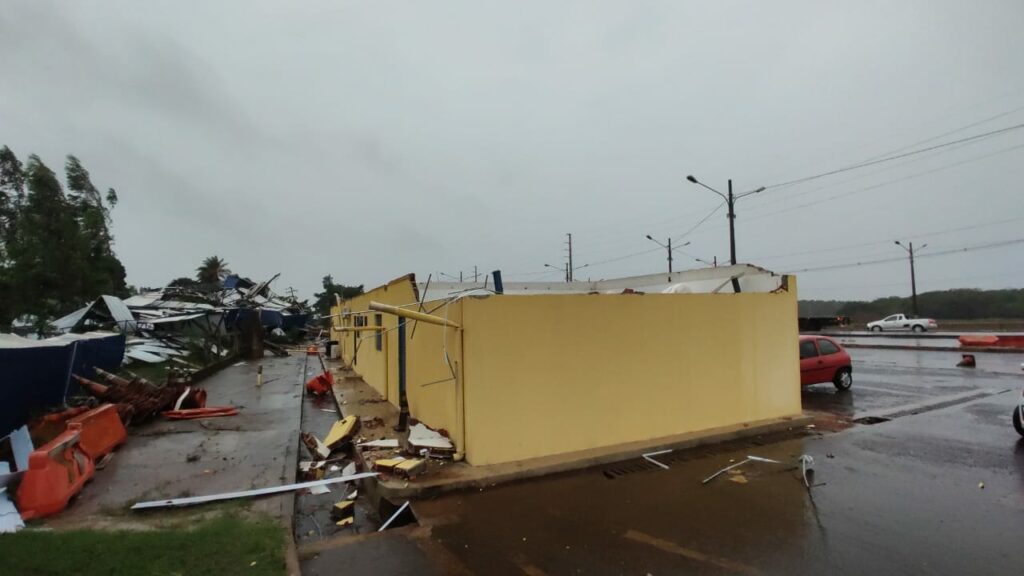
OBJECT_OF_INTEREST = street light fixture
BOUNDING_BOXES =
[895,240,927,317]
[686,175,765,265]
[645,235,690,273]
[544,263,568,282]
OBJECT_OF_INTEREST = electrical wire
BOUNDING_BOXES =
[738,141,1024,225]
[764,122,1024,190]
[578,201,726,269]
[786,237,1024,274]
[747,214,1024,262]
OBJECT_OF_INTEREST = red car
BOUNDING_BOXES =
[799,335,853,390]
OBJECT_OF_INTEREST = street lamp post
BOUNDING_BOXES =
[686,175,765,265]
[544,263,567,282]
[895,241,926,317]
[645,235,690,273]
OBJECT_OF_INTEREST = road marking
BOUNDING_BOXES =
[623,529,762,575]
[853,385,926,397]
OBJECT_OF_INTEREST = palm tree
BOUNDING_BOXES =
[196,255,231,285]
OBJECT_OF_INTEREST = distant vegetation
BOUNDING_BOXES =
[0,146,127,329]
[313,274,364,317]
[800,288,1024,321]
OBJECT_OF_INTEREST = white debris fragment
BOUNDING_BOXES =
[408,423,454,450]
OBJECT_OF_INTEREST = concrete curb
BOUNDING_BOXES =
[843,343,1024,354]
[282,355,302,576]
[366,414,813,500]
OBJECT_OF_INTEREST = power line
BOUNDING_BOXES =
[581,202,727,269]
[858,103,1024,163]
[747,214,1024,262]
[737,141,1024,225]
[787,237,1024,274]
[764,122,1024,190]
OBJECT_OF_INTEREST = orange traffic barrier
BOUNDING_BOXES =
[305,371,334,396]
[66,404,128,460]
[16,429,95,520]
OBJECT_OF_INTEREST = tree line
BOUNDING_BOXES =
[0,146,127,329]
[800,288,1024,321]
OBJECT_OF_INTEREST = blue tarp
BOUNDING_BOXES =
[0,332,125,437]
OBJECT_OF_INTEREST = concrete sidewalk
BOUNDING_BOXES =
[46,354,306,530]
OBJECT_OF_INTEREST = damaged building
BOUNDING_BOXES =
[331,265,801,466]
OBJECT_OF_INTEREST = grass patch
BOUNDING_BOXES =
[0,514,287,575]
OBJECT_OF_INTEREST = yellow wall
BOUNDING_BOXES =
[459,287,800,465]
[332,277,465,449]
[336,275,801,467]
[333,276,418,401]
[404,300,464,450]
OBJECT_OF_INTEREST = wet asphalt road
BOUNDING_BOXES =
[303,348,1024,575]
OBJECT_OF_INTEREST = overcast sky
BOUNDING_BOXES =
[2,1,1022,302]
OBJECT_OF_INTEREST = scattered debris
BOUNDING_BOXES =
[324,415,360,449]
[978,482,985,490]
[641,449,672,470]
[358,438,400,449]
[373,457,407,473]
[393,458,427,479]
[308,484,331,495]
[131,472,378,510]
[301,432,331,460]
[702,455,782,485]
[407,422,455,457]
[299,461,327,481]
[361,416,386,429]
[378,501,411,532]
[330,500,355,523]
[163,407,239,420]
[0,487,25,533]
[799,455,815,488]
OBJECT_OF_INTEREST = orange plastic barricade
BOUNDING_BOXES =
[66,403,128,460]
[16,429,95,520]
[305,371,334,396]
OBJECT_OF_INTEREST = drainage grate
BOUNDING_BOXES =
[853,416,891,425]
[602,461,660,479]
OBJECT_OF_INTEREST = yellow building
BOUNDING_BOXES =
[332,265,800,466]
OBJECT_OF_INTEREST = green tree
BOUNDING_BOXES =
[196,256,231,286]
[65,155,127,298]
[0,146,25,327]
[7,155,86,322]
[313,275,363,317]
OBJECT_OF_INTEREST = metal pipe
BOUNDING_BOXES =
[369,301,461,328]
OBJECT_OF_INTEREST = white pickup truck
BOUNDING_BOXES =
[866,314,938,333]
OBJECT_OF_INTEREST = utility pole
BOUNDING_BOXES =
[645,235,690,274]
[285,286,297,300]
[473,266,478,282]
[895,241,926,317]
[566,233,574,281]
[687,176,765,266]
[726,180,736,265]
